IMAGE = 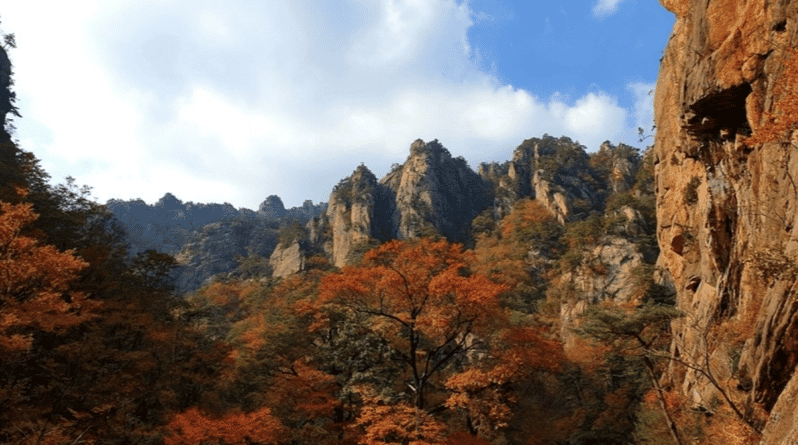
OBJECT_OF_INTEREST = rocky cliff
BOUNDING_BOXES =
[108,137,645,287]
[654,0,798,441]
[313,139,492,267]
[478,135,625,224]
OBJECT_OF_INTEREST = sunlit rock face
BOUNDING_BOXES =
[324,164,384,268]
[269,240,305,278]
[654,0,798,440]
[480,135,614,224]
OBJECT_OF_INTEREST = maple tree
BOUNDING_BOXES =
[318,238,508,411]
[352,391,447,445]
[444,326,566,439]
[165,406,283,445]
[0,191,95,352]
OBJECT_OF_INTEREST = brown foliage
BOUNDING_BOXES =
[0,196,95,351]
[744,48,798,146]
[165,406,284,445]
[319,238,508,410]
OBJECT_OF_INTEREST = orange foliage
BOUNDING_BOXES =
[471,233,529,288]
[499,199,556,240]
[566,336,611,374]
[320,239,507,340]
[265,360,343,443]
[319,239,508,409]
[445,327,567,438]
[745,48,798,146]
[165,407,284,445]
[353,390,447,445]
[0,198,96,351]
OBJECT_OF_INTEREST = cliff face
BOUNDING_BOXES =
[654,0,798,440]
[173,218,278,292]
[384,139,490,243]
[324,164,386,267]
[318,139,490,268]
[269,240,305,278]
[479,135,615,224]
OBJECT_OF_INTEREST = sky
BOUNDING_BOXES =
[1,1,675,210]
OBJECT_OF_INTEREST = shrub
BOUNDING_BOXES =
[684,176,701,206]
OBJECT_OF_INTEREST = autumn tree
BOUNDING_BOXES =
[0,192,94,352]
[444,326,567,440]
[0,191,101,443]
[318,238,508,412]
[165,406,283,445]
[353,388,447,445]
[0,183,230,443]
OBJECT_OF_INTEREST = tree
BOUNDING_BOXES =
[444,327,566,439]
[165,406,283,445]
[318,239,508,411]
[0,192,94,352]
[574,302,684,445]
[0,192,101,443]
[353,390,447,445]
[130,249,179,295]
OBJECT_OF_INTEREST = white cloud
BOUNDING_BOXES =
[592,0,624,17]
[3,0,641,209]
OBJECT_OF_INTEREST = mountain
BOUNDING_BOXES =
[106,136,646,292]
[106,193,326,291]
[655,0,798,441]
[309,139,492,267]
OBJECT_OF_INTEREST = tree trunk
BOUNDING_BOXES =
[642,355,683,445]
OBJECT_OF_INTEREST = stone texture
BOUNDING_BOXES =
[321,140,490,267]
[269,240,305,278]
[559,236,647,347]
[173,218,272,292]
[326,164,382,267]
[258,195,287,218]
[653,0,798,440]
[481,135,610,224]
[383,139,490,243]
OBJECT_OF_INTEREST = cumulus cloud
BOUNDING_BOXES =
[592,0,624,17]
[4,0,640,209]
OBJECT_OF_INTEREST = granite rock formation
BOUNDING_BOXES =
[479,135,612,224]
[312,139,491,267]
[269,240,306,278]
[654,0,798,440]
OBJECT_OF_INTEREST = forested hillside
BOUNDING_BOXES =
[4,1,798,442]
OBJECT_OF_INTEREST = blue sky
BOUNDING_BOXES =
[1,1,674,210]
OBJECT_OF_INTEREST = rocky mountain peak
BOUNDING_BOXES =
[258,195,286,218]
[155,192,183,211]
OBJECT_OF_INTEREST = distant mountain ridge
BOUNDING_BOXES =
[106,192,327,256]
[106,135,643,292]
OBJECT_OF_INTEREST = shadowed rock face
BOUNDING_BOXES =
[318,140,491,268]
[383,139,490,243]
[258,195,287,218]
[654,0,798,440]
